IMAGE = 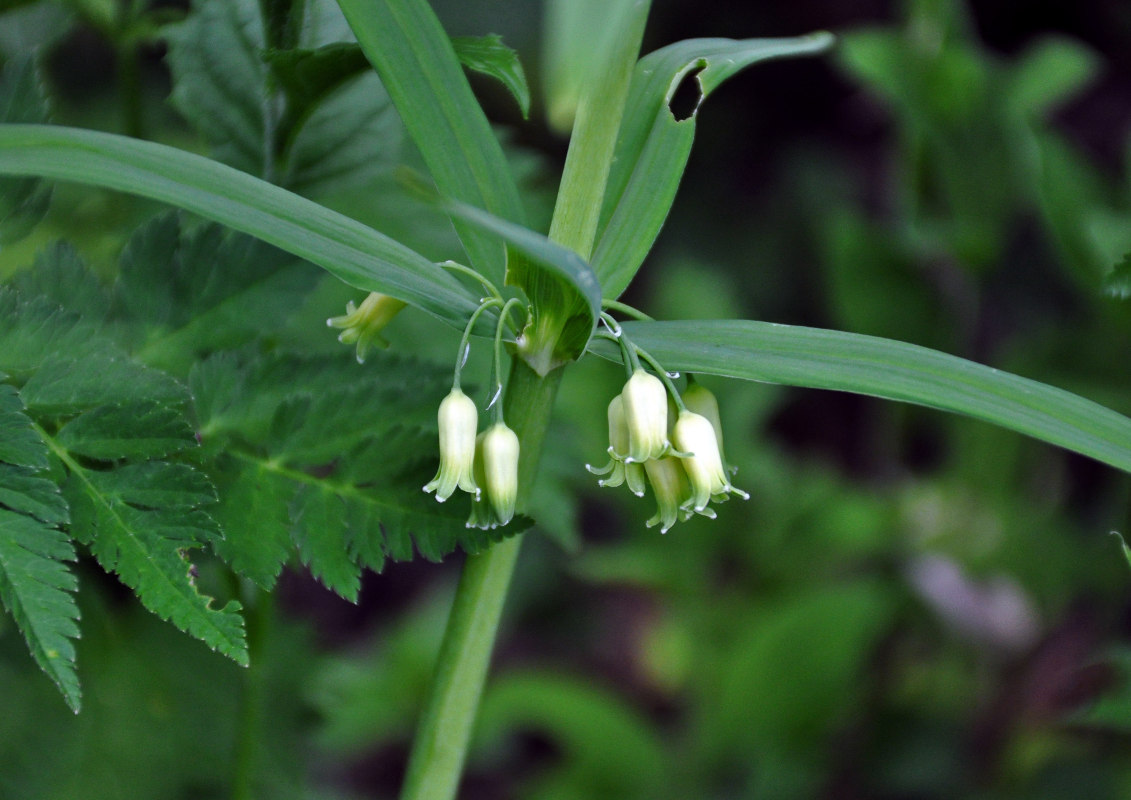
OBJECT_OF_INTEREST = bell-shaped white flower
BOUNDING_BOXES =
[327,292,407,363]
[586,394,647,497]
[644,457,691,534]
[671,410,748,512]
[468,422,520,529]
[423,388,479,502]
[621,369,672,463]
[681,383,732,471]
[481,421,520,526]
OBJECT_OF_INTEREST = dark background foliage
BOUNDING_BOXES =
[1,0,1130,798]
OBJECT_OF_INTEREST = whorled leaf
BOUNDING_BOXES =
[593,319,1131,474]
[336,0,525,288]
[0,125,481,328]
[592,34,835,300]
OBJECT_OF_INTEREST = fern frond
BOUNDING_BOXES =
[191,348,523,600]
[0,386,80,711]
[64,459,247,666]
[0,509,80,711]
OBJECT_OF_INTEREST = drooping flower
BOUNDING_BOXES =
[586,394,646,496]
[681,382,733,473]
[467,422,521,529]
[671,410,749,512]
[644,457,691,534]
[327,292,408,363]
[621,369,672,462]
[423,388,479,502]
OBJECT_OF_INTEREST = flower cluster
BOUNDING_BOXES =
[423,388,520,530]
[588,372,747,533]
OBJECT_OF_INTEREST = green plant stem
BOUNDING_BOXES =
[231,578,271,800]
[400,5,649,795]
[400,360,562,800]
[116,41,143,140]
[547,0,651,259]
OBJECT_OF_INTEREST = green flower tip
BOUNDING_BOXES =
[424,388,480,502]
[467,422,520,530]
[327,292,408,363]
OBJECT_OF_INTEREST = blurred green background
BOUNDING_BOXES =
[2,0,1131,797]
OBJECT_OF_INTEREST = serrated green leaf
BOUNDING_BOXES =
[0,383,47,468]
[65,460,247,665]
[0,288,92,380]
[594,320,1131,474]
[20,351,186,413]
[0,464,68,525]
[87,462,217,512]
[192,347,448,443]
[283,70,402,198]
[11,242,110,322]
[113,211,181,328]
[165,0,272,177]
[336,0,525,287]
[0,507,81,711]
[451,34,530,119]
[212,458,293,589]
[112,213,321,370]
[290,481,358,600]
[264,41,371,125]
[1105,252,1131,300]
[0,54,51,245]
[0,124,481,328]
[56,402,196,460]
[592,34,835,300]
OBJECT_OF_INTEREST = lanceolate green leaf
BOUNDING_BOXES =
[451,35,531,119]
[592,34,835,300]
[431,191,601,344]
[335,0,525,286]
[0,125,479,327]
[599,320,1131,474]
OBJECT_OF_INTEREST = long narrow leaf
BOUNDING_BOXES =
[336,0,525,286]
[0,124,479,327]
[593,320,1131,474]
[593,34,835,300]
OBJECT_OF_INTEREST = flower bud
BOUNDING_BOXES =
[327,292,408,363]
[621,369,671,462]
[423,388,479,502]
[671,410,748,512]
[480,421,520,526]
